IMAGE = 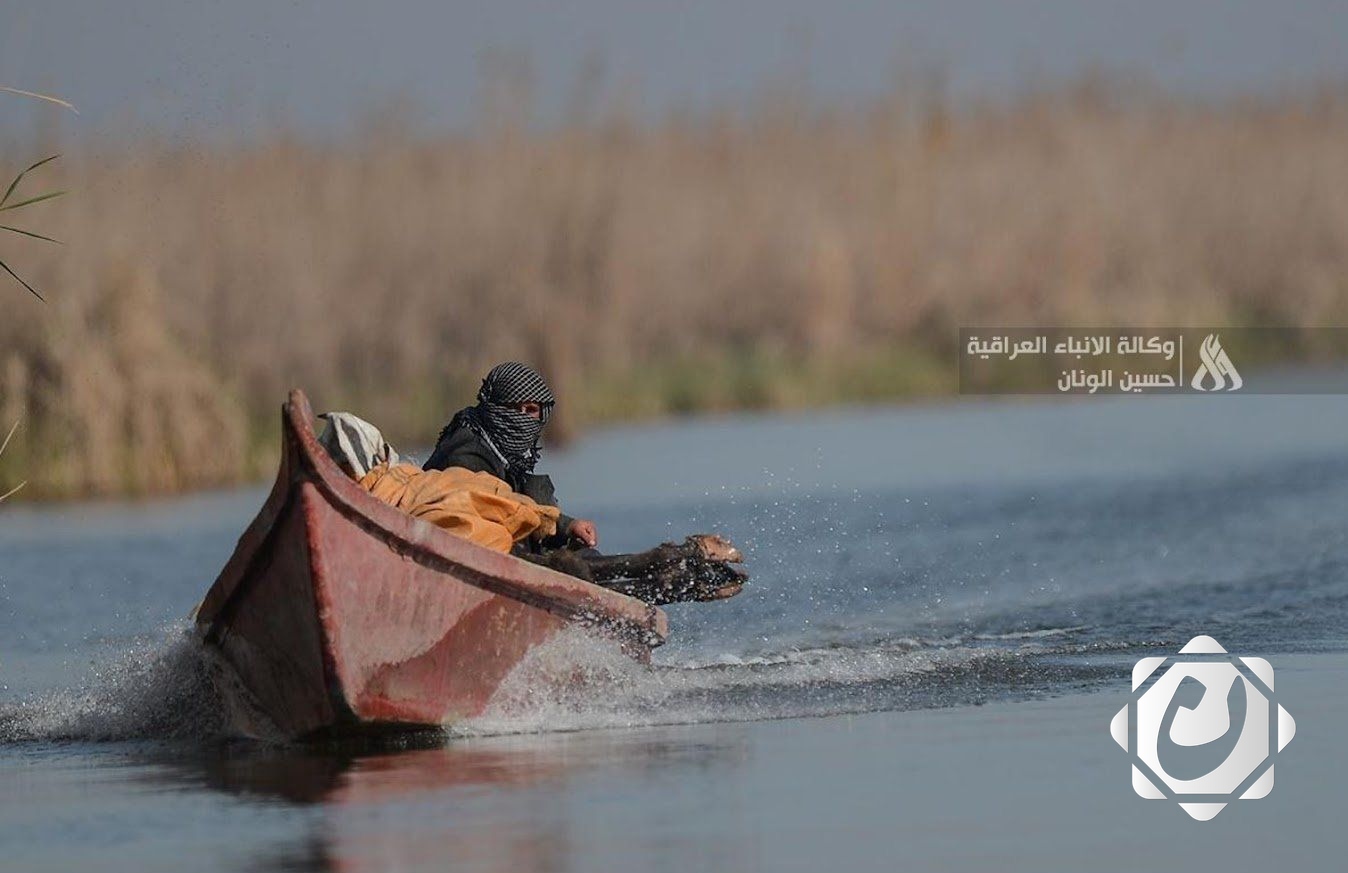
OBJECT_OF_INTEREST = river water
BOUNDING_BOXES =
[2,394,1346,871]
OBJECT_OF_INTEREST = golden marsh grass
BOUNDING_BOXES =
[3,85,1348,497]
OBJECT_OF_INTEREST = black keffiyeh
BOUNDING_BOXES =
[440,362,555,479]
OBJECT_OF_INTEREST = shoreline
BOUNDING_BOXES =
[11,364,1348,504]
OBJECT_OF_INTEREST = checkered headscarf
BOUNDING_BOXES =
[446,362,555,477]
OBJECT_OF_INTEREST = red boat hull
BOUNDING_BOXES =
[195,390,667,740]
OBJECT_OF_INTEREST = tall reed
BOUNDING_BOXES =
[0,420,21,502]
[4,83,1348,497]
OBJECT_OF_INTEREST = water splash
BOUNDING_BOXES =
[0,623,227,743]
[455,626,1083,738]
[0,619,1101,745]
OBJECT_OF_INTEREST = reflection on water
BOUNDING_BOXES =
[142,729,747,873]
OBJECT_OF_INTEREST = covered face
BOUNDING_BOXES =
[473,361,556,472]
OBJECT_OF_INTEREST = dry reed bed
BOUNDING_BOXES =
[3,88,1348,496]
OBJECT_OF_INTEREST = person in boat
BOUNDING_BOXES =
[423,361,599,554]
[418,362,745,600]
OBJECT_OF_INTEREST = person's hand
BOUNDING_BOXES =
[567,518,598,547]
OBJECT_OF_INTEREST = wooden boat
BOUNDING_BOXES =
[195,389,668,740]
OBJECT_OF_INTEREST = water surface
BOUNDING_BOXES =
[2,394,1346,870]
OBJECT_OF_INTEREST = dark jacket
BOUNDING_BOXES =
[423,424,574,547]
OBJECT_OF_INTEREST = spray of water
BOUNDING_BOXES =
[0,618,1091,745]
[0,622,228,743]
[455,626,1030,737]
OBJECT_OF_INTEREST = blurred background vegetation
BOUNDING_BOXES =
[3,74,1348,496]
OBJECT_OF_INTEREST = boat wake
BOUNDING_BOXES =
[0,623,1103,744]
[459,625,1103,738]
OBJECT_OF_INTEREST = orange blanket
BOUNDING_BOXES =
[357,463,560,553]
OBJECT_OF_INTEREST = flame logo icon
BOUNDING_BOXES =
[1191,334,1243,391]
